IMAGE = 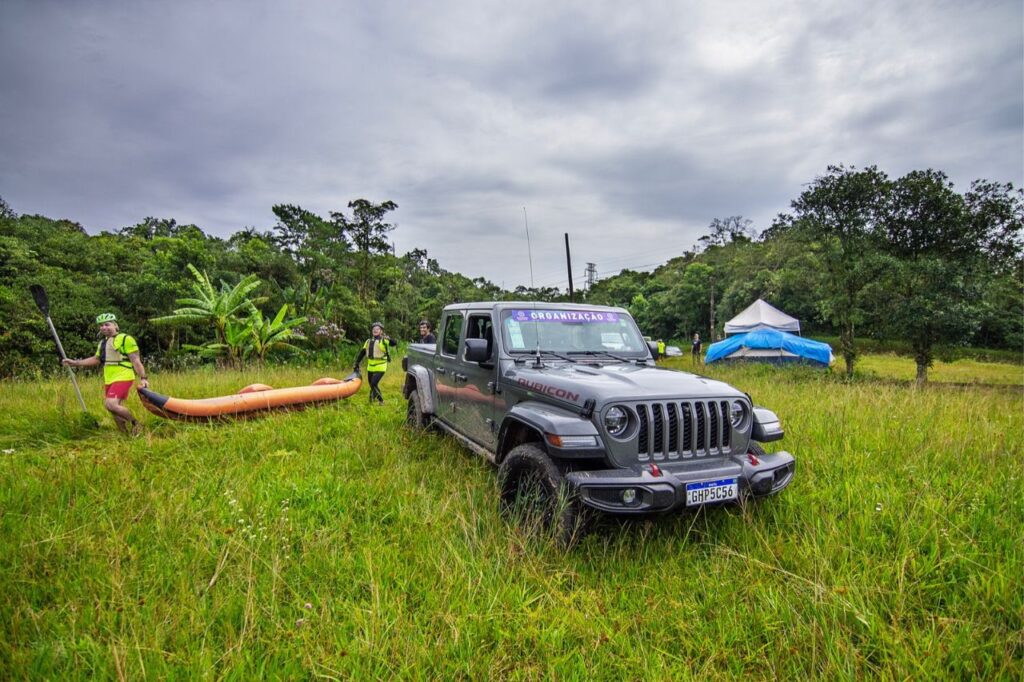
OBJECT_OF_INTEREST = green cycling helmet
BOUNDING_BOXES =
[96,313,117,324]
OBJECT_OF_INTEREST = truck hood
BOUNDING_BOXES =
[505,362,744,403]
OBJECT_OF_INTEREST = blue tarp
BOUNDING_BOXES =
[705,329,833,366]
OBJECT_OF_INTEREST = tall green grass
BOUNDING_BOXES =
[0,358,1021,678]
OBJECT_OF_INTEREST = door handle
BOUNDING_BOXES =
[454,373,467,382]
[435,367,446,375]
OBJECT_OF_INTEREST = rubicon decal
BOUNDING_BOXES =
[516,378,580,402]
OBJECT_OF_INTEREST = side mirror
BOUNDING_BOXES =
[646,341,659,358]
[464,338,490,363]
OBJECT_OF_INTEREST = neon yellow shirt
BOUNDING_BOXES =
[94,333,139,384]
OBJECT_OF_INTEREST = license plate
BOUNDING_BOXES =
[685,478,738,506]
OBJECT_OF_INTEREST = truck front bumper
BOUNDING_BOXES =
[565,451,795,514]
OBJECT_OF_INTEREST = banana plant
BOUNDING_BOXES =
[247,304,306,366]
[151,264,266,347]
[183,317,255,369]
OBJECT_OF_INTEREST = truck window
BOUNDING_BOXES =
[465,313,493,359]
[441,313,464,357]
[500,308,647,355]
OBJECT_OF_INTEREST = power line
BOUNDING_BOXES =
[533,255,680,290]
[528,240,694,284]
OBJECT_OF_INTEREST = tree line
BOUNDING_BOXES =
[1,164,1020,382]
[588,166,1022,382]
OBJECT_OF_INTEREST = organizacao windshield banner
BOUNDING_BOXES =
[507,309,620,323]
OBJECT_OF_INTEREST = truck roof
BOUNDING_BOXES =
[441,301,631,314]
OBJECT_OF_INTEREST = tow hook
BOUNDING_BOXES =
[649,463,663,477]
[747,453,760,466]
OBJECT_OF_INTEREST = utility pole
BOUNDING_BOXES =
[709,272,716,341]
[564,233,574,302]
[585,262,597,289]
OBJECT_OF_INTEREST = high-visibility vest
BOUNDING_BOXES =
[363,337,392,372]
[96,333,137,383]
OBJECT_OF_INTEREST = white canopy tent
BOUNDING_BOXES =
[723,299,801,335]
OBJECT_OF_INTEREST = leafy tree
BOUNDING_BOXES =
[271,204,344,289]
[118,217,205,240]
[333,199,397,303]
[878,170,972,383]
[879,173,1023,383]
[0,196,16,220]
[777,165,891,377]
[698,216,755,249]
[963,180,1023,269]
[585,269,651,308]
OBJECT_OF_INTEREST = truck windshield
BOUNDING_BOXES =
[500,309,648,356]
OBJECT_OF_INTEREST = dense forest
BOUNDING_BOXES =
[1,165,1021,381]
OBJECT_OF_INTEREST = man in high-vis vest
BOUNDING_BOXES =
[353,321,394,404]
[63,313,148,434]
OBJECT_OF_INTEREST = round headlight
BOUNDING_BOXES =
[604,406,629,437]
[730,400,747,428]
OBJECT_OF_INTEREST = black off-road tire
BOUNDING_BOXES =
[405,387,430,430]
[498,443,585,547]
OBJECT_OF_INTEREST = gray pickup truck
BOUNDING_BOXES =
[403,302,794,543]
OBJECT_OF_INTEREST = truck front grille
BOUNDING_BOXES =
[635,401,732,461]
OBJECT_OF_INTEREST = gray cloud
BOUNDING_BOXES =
[1,0,1020,288]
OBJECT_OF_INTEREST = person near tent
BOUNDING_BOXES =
[691,333,702,362]
[353,321,394,404]
[62,313,148,434]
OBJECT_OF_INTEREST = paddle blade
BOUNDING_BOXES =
[29,284,49,315]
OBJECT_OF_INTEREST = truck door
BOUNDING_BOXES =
[435,311,464,424]
[457,311,498,449]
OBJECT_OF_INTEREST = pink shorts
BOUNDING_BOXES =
[104,381,134,400]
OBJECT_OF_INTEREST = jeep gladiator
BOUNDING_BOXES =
[403,302,795,541]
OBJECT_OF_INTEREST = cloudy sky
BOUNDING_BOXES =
[1,0,1021,289]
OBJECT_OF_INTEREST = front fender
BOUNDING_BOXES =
[499,401,604,461]
[752,407,784,442]
[404,366,436,414]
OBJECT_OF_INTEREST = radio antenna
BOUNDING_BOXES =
[523,206,534,289]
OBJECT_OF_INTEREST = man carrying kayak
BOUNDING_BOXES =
[63,313,148,434]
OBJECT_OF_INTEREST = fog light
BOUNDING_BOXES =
[622,488,637,504]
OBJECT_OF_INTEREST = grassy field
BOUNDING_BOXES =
[1,356,1021,678]
[855,354,1024,385]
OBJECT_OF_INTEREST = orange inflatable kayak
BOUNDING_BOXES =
[138,373,362,421]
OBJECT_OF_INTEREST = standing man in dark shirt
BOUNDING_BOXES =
[691,333,702,364]
[416,320,436,344]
